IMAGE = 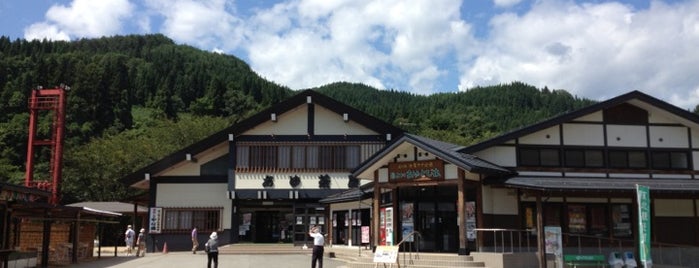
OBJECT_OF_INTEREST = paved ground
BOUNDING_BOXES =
[72,251,348,268]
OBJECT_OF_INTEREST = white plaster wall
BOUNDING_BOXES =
[652,174,692,179]
[159,162,199,176]
[235,172,350,189]
[246,105,308,135]
[378,168,388,183]
[692,129,699,149]
[156,183,232,228]
[445,164,458,180]
[481,186,518,215]
[606,125,647,147]
[563,172,607,177]
[517,171,563,177]
[314,106,376,135]
[573,111,603,122]
[562,124,604,146]
[474,146,516,167]
[609,173,650,178]
[649,126,688,148]
[648,110,676,124]
[518,126,560,145]
[694,151,699,171]
[161,142,229,176]
[655,199,694,217]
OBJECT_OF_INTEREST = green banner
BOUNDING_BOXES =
[636,185,652,266]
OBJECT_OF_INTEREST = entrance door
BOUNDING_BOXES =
[402,186,457,252]
[255,211,280,243]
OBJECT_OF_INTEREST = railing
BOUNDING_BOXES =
[474,228,537,253]
[396,231,421,266]
[474,228,699,267]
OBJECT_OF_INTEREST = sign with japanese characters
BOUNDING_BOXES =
[149,207,162,234]
[388,160,444,181]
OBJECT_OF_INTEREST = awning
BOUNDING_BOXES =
[501,176,699,192]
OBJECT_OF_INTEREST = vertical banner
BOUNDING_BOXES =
[636,184,652,267]
[149,207,162,234]
[380,208,386,245]
[385,207,394,246]
[401,203,414,242]
[466,201,477,241]
[544,226,563,268]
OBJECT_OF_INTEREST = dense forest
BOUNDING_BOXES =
[0,34,596,203]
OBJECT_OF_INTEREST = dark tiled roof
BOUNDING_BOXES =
[352,133,514,178]
[502,176,699,192]
[67,201,148,213]
[460,90,699,154]
[319,183,374,203]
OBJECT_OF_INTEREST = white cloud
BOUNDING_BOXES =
[23,23,71,41]
[145,0,244,51]
[458,0,699,108]
[243,0,474,92]
[24,0,134,40]
[493,0,523,8]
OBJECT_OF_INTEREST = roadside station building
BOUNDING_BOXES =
[120,90,403,250]
[123,89,699,266]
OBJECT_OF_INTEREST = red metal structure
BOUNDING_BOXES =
[25,85,68,205]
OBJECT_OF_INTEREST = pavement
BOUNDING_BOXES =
[71,250,348,268]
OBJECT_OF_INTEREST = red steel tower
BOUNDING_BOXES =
[25,85,68,205]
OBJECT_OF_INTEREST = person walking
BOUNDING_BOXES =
[191,226,199,254]
[205,232,219,268]
[124,225,135,256]
[135,228,146,257]
[309,226,325,268]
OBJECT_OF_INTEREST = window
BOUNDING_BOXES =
[609,150,646,169]
[518,148,559,167]
[565,149,604,167]
[652,151,689,169]
[162,208,221,232]
[236,143,364,171]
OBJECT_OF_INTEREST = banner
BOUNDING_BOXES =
[148,207,162,234]
[636,184,652,266]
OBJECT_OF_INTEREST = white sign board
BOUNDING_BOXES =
[149,207,162,234]
[373,246,399,264]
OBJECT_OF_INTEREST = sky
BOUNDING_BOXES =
[1,0,698,109]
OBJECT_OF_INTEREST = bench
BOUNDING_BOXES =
[564,254,606,268]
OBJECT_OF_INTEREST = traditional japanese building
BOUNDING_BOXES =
[350,90,699,267]
[120,90,403,250]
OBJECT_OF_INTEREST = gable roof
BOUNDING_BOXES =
[121,89,404,187]
[352,133,514,179]
[459,90,699,154]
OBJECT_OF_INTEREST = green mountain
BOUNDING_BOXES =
[0,34,595,202]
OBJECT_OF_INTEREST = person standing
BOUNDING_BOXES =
[205,232,219,268]
[309,226,325,268]
[135,228,146,257]
[124,225,135,256]
[191,226,199,254]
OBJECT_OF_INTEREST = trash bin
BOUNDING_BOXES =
[623,251,637,268]
[608,252,623,268]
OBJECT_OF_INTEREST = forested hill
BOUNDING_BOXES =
[315,82,596,145]
[0,34,595,202]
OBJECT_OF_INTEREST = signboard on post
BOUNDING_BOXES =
[373,246,399,264]
[636,184,652,267]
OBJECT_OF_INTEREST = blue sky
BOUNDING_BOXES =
[1,0,698,108]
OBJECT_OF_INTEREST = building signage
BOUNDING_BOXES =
[388,160,444,181]
[149,207,162,234]
[636,184,652,266]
